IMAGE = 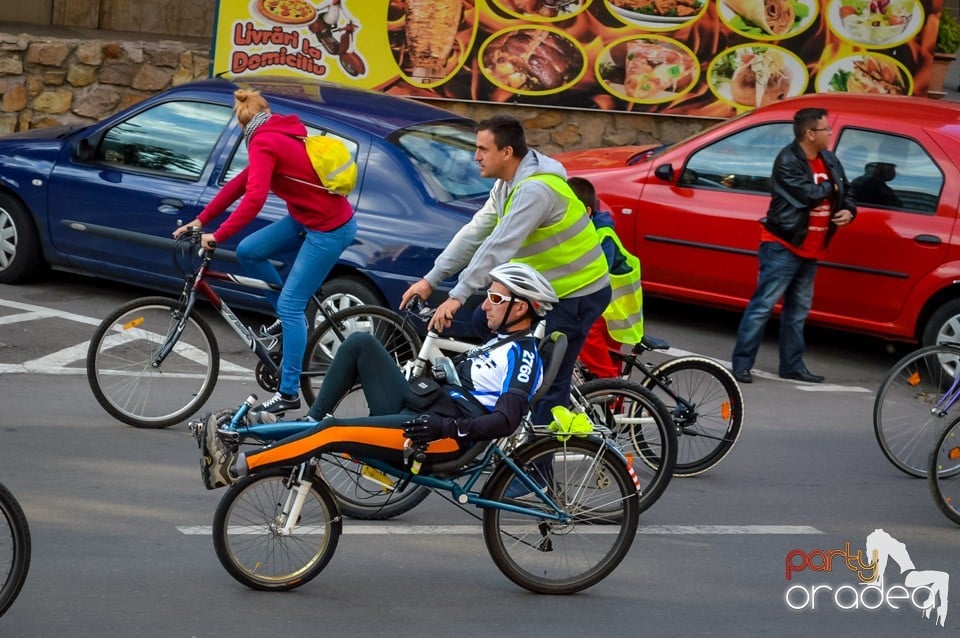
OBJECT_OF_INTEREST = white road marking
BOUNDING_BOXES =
[0,298,252,376]
[0,297,874,394]
[666,347,872,393]
[176,524,822,536]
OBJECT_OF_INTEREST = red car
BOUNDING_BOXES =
[557,94,960,346]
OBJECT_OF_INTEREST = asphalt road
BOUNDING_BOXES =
[0,273,956,637]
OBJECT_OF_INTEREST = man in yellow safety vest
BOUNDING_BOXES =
[401,115,611,424]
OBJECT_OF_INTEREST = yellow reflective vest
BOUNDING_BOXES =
[596,226,644,344]
[500,174,608,298]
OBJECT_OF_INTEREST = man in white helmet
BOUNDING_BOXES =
[198,263,558,489]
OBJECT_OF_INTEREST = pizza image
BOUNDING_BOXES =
[256,0,317,25]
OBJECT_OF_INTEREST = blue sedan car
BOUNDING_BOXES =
[0,77,491,328]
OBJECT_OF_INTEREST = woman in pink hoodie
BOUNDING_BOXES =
[174,89,356,416]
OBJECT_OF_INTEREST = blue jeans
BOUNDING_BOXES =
[731,241,817,376]
[236,215,357,397]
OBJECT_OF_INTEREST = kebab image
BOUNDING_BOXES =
[405,0,463,79]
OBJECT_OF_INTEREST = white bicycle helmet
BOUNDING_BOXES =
[488,262,558,317]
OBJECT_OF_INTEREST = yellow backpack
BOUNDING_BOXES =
[302,135,357,197]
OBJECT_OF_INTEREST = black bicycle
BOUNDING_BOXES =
[86,229,420,428]
[0,481,30,617]
[577,336,744,476]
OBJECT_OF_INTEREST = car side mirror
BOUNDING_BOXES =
[73,138,93,161]
[654,164,674,182]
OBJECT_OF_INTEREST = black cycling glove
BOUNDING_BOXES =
[402,414,445,443]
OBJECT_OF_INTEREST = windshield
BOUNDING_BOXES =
[388,122,494,201]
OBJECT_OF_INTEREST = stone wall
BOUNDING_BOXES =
[0,29,210,135]
[0,26,711,152]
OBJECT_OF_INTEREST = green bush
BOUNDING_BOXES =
[937,7,960,54]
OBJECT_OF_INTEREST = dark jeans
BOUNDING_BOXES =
[731,241,817,376]
[536,285,611,423]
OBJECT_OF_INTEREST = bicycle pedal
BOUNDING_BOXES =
[187,419,203,444]
[217,429,241,444]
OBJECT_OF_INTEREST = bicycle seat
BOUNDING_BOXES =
[531,331,568,411]
[632,335,670,355]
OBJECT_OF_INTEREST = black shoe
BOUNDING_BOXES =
[259,319,282,338]
[252,392,301,416]
[732,368,753,384]
[780,367,825,383]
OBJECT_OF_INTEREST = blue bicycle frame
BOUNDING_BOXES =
[218,398,631,523]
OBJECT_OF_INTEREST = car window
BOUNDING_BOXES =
[679,123,794,193]
[836,129,941,214]
[222,125,357,184]
[388,122,494,201]
[97,101,233,180]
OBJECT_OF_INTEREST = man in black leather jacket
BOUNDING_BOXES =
[731,108,856,384]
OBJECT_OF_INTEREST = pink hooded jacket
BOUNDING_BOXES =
[198,113,353,242]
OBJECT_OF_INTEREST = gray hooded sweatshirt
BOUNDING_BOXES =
[424,149,609,303]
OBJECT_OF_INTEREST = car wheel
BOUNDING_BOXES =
[922,298,960,346]
[0,193,43,284]
[312,276,383,326]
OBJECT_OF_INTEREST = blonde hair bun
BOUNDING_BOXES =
[234,89,270,126]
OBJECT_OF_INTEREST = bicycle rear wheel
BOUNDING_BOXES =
[929,413,960,525]
[874,344,960,477]
[317,451,430,520]
[644,357,744,476]
[0,482,30,617]
[482,436,639,594]
[301,305,421,406]
[577,378,677,514]
[86,296,219,428]
[213,468,341,591]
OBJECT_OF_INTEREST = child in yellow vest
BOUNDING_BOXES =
[568,177,644,379]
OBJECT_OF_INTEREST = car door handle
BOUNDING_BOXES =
[158,198,184,214]
[914,234,941,246]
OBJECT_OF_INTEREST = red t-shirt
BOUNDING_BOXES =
[760,155,832,260]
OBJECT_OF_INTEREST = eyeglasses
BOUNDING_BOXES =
[810,127,832,133]
[486,290,516,305]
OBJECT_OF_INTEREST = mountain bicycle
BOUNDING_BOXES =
[282,299,675,519]
[929,410,960,525]
[196,382,641,594]
[580,336,744,477]
[86,229,419,428]
[874,342,960,477]
[0,481,30,617]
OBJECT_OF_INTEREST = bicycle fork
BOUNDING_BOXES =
[276,462,318,536]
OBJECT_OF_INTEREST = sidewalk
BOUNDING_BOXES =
[944,58,960,101]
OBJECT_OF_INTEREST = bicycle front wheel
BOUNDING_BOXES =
[213,469,341,591]
[930,413,960,525]
[301,305,421,406]
[482,436,639,594]
[0,482,30,617]
[644,357,744,476]
[86,296,220,428]
[578,378,677,514]
[874,344,960,477]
